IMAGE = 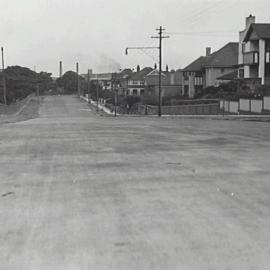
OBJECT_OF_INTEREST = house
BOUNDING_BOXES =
[114,69,133,95]
[216,70,238,85]
[81,70,113,90]
[238,15,270,86]
[182,53,210,98]
[127,67,153,96]
[183,43,238,97]
[144,69,184,100]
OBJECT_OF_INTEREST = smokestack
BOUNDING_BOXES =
[59,61,62,77]
[246,14,255,29]
[136,65,140,72]
[206,47,211,56]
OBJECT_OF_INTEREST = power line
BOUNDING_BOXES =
[165,31,238,37]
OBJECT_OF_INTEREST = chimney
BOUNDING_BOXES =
[246,14,255,29]
[206,47,211,56]
[59,61,63,77]
[166,65,169,72]
[136,65,140,72]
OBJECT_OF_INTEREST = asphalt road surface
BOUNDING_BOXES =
[0,95,270,270]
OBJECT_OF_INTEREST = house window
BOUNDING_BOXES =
[133,89,138,96]
[195,77,202,85]
[140,90,145,96]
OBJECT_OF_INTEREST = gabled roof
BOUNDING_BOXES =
[204,42,238,68]
[183,42,238,72]
[146,69,166,77]
[130,67,153,81]
[115,69,133,80]
[244,23,270,41]
[217,70,238,81]
[182,56,209,72]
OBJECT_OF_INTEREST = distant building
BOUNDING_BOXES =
[238,14,270,86]
[81,70,113,90]
[114,69,133,95]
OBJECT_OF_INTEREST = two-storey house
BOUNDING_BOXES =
[127,67,153,96]
[238,15,270,86]
[183,43,238,98]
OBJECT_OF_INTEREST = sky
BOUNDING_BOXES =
[1,0,270,76]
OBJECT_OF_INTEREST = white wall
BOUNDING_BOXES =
[251,100,262,113]
[230,101,239,113]
[259,39,266,84]
[205,68,235,87]
[264,97,270,111]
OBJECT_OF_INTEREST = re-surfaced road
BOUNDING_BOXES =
[0,95,270,270]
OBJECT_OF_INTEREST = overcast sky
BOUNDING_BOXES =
[1,0,270,76]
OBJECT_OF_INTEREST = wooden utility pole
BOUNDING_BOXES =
[152,26,169,117]
[76,62,80,97]
[1,47,7,105]
[87,69,90,104]
[59,61,63,78]
[112,73,118,117]
[125,26,169,116]
[96,79,99,112]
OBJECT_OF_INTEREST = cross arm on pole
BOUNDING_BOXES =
[125,47,158,55]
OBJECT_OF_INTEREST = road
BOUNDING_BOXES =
[0,95,270,270]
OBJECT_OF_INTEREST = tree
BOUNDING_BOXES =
[37,71,54,95]
[56,71,85,94]
[0,66,37,103]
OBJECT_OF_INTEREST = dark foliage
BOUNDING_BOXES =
[0,66,53,104]
[56,71,85,94]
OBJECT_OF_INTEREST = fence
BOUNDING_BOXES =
[220,96,270,114]
[139,103,219,115]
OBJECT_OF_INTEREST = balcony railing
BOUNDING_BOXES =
[243,51,259,65]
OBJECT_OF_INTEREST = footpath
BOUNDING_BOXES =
[79,96,270,121]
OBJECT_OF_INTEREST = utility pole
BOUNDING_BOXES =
[87,69,90,104]
[36,84,40,104]
[112,73,118,117]
[59,61,63,78]
[125,26,169,116]
[76,62,80,97]
[1,47,7,105]
[152,26,169,117]
[96,78,99,112]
